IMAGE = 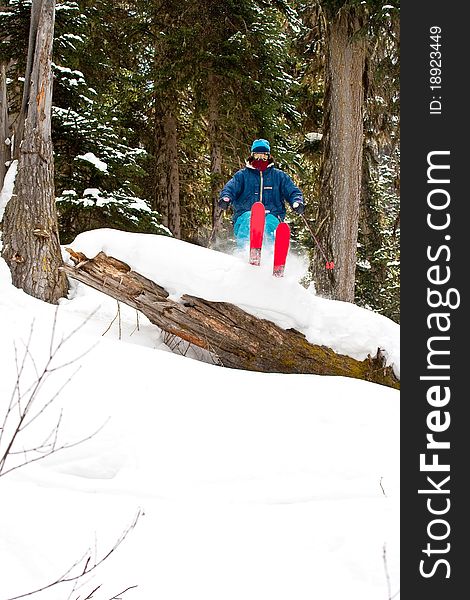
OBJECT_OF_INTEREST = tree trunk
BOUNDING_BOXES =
[62,249,400,390]
[207,70,223,239]
[154,104,181,239]
[12,0,42,159]
[314,8,366,302]
[0,61,9,189]
[1,0,67,303]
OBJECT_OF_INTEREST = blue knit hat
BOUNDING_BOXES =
[251,138,271,153]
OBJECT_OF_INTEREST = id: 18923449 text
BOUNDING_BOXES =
[429,25,443,115]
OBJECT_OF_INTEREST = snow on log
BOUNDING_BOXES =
[62,249,400,390]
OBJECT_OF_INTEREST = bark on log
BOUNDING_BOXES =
[62,249,400,390]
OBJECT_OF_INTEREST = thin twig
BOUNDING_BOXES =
[0,323,35,446]
[49,306,59,358]
[46,341,98,373]
[5,510,142,600]
[383,543,392,600]
[19,367,81,431]
[108,585,138,599]
[130,311,140,336]
[9,410,62,455]
[51,308,99,354]
[0,309,99,476]
[380,476,387,496]
[0,419,110,478]
[102,302,122,339]
[81,584,101,599]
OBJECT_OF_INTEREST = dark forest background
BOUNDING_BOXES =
[0,0,399,321]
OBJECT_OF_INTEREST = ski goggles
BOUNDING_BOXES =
[252,152,270,160]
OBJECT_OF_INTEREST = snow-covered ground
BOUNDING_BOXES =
[0,230,400,600]
[69,229,400,377]
[0,160,18,222]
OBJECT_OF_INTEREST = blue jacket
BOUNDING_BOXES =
[220,163,304,224]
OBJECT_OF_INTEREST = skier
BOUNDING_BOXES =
[218,139,305,247]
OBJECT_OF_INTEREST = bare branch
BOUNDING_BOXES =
[46,342,98,373]
[19,367,80,431]
[0,419,110,478]
[49,305,59,358]
[48,307,99,361]
[9,411,61,454]
[5,510,142,600]
[379,476,387,496]
[129,311,140,336]
[108,585,138,599]
[383,543,392,599]
[82,585,102,599]
[0,323,36,448]
[383,543,399,600]
[101,301,121,338]
[0,308,100,477]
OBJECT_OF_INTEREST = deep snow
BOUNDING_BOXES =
[0,230,400,600]
[69,229,400,377]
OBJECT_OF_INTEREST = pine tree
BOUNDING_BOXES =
[356,1,399,320]
[52,1,168,242]
[132,0,301,244]
[301,0,399,306]
[309,0,367,303]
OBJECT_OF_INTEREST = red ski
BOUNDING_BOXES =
[249,201,266,266]
[273,222,290,277]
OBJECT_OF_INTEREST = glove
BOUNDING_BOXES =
[218,197,231,210]
[292,201,305,215]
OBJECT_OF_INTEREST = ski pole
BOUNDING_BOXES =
[299,214,335,270]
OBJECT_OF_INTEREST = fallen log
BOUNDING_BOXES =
[62,249,400,390]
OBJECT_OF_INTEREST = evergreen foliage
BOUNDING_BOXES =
[1,0,400,320]
[357,146,400,322]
